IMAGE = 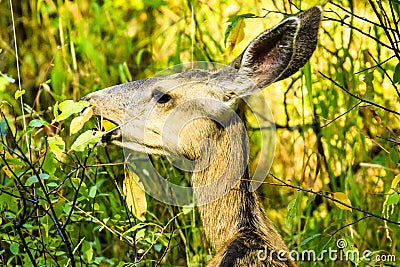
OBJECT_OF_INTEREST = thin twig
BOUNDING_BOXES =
[329,2,397,32]
[9,138,76,266]
[331,215,372,236]
[14,222,38,267]
[321,101,362,128]
[324,16,394,51]
[319,71,400,116]
[267,173,400,226]
[63,146,95,229]
[366,51,400,97]
[355,55,396,74]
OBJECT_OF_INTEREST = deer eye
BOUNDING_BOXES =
[152,89,171,104]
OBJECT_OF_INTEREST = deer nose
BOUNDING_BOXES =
[80,91,99,104]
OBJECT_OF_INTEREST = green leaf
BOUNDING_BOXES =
[393,62,400,84]
[54,100,90,122]
[389,147,399,165]
[42,151,57,176]
[0,76,10,92]
[0,73,13,91]
[118,64,128,83]
[63,203,72,215]
[89,186,97,198]
[154,243,163,252]
[25,176,39,186]
[123,62,132,82]
[25,173,49,186]
[0,73,15,83]
[51,53,69,97]
[53,101,59,118]
[135,228,146,240]
[82,240,93,262]
[27,119,50,134]
[0,119,7,137]
[387,193,399,205]
[29,119,49,128]
[362,71,374,101]
[182,204,194,215]
[144,0,166,8]
[10,243,19,255]
[23,223,35,230]
[285,197,298,227]
[121,223,147,238]
[70,130,104,152]
[55,251,66,256]
[303,62,313,111]
[299,233,322,246]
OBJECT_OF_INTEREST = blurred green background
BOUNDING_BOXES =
[0,0,399,266]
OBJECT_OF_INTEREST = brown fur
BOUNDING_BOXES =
[83,6,321,266]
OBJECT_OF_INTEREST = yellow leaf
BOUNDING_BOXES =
[48,135,65,161]
[383,174,400,218]
[102,119,117,132]
[388,174,400,194]
[70,106,93,135]
[227,19,245,54]
[332,192,352,212]
[14,90,25,99]
[2,149,15,177]
[2,165,14,177]
[124,168,147,221]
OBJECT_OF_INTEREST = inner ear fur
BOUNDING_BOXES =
[228,6,322,96]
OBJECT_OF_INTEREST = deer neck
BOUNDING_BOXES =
[189,110,291,255]
[190,114,268,251]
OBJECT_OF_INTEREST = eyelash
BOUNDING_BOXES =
[152,89,171,104]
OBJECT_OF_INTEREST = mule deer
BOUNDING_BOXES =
[83,6,322,266]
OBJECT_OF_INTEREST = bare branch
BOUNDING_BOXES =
[267,173,400,226]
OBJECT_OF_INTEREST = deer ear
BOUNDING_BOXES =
[228,6,322,97]
[276,6,322,81]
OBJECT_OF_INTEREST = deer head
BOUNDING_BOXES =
[83,6,321,163]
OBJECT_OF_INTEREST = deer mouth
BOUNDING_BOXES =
[98,118,122,145]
